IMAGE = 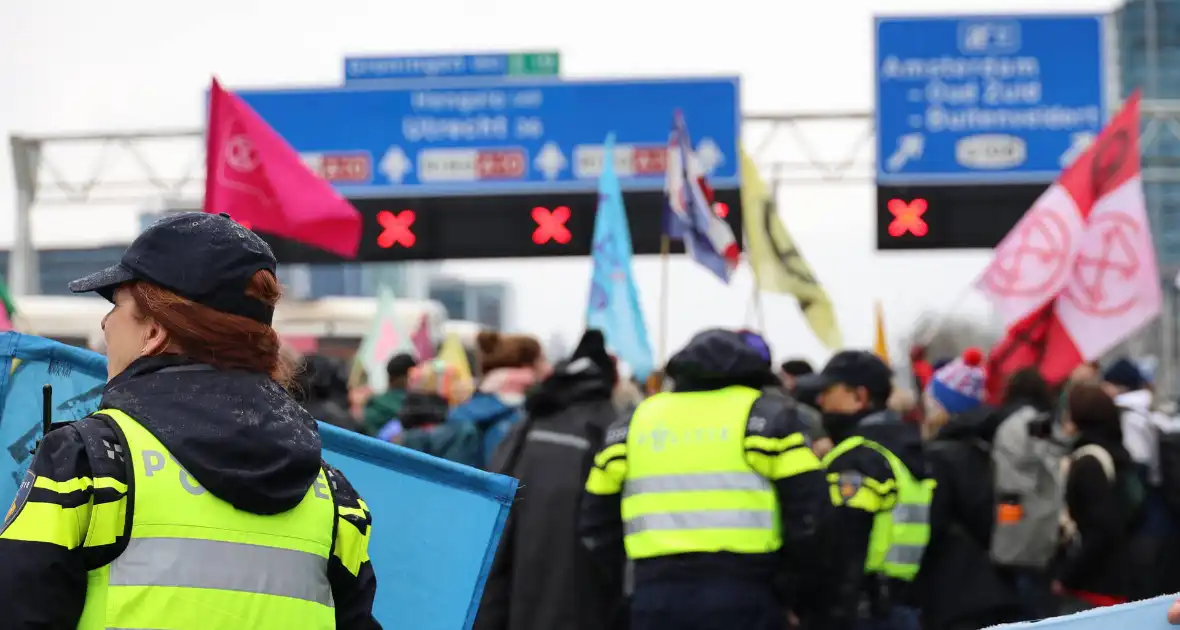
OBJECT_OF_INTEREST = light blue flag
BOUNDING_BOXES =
[0,332,517,630]
[0,333,107,504]
[587,133,655,380]
[986,593,1174,629]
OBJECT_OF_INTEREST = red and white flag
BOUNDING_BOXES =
[978,91,1160,395]
[205,78,362,258]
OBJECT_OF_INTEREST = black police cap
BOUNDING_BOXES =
[68,212,278,325]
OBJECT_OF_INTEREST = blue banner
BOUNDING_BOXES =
[586,134,654,379]
[993,594,1173,629]
[0,332,516,630]
[0,333,107,500]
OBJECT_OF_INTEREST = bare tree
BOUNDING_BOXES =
[902,311,999,364]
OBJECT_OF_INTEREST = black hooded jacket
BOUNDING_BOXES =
[577,330,834,617]
[1057,428,1143,599]
[0,355,381,629]
[917,406,1022,629]
[475,355,625,630]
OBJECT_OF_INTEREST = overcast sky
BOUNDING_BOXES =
[0,0,1121,366]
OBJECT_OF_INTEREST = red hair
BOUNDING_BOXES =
[129,270,295,388]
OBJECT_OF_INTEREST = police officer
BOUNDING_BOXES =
[0,213,380,629]
[579,329,834,630]
[815,350,934,630]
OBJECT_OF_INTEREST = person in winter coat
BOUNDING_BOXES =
[449,331,550,468]
[918,350,1023,630]
[1102,358,1161,482]
[1102,358,1180,597]
[476,330,627,630]
[362,353,418,435]
[295,354,365,433]
[386,360,483,467]
[990,367,1071,621]
[1053,382,1144,612]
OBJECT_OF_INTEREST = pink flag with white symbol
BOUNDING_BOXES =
[204,78,362,258]
[977,91,1160,390]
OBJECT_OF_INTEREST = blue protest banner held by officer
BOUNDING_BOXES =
[0,331,517,630]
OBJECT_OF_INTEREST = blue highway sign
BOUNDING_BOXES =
[344,52,560,83]
[875,15,1106,184]
[235,77,739,196]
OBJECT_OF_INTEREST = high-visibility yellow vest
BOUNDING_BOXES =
[823,435,935,581]
[622,386,781,559]
[78,409,337,630]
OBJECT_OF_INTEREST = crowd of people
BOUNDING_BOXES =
[304,322,1180,630]
[7,211,1178,629]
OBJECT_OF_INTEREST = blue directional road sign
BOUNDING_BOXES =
[876,15,1106,184]
[235,77,739,196]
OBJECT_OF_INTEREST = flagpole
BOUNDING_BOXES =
[657,235,671,366]
[752,284,766,334]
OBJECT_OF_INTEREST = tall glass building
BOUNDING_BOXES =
[1116,0,1180,266]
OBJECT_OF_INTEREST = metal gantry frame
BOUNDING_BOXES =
[9,102,1180,289]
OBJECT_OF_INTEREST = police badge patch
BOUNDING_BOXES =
[2,468,36,532]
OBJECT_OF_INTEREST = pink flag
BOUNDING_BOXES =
[977,92,1159,387]
[205,78,362,258]
[411,315,435,361]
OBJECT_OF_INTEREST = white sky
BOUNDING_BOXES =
[0,0,1122,366]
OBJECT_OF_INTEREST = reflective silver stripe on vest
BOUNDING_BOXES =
[527,429,591,451]
[893,503,930,524]
[625,509,775,535]
[623,472,772,498]
[885,544,925,566]
[109,537,333,607]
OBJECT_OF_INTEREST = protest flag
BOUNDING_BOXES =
[663,111,740,283]
[739,148,842,348]
[205,78,362,258]
[978,91,1159,398]
[354,285,409,392]
[586,134,655,380]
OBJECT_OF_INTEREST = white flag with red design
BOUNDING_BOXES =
[976,91,1160,387]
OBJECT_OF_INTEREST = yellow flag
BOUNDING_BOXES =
[873,301,891,365]
[437,333,473,382]
[740,149,843,349]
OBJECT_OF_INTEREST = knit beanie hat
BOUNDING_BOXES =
[927,348,986,415]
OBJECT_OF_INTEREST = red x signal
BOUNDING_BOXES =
[377,210,417,248]
[887,198,929,237]
[532,206,572,244]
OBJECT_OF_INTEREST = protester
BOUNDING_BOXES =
[814,350,932,630]
[348,367,374,426]
[363,352,417,435]
[1054,382,1145,612]
[779,358,814,394]
[990,367,1072,621]
[477,330,627,630]
[296,354,365,432]
[449,330,549,469]
[1102,358,1159,482]
[388,359,484,467]
[0,213,380,629]
[580,329,832,630]
[919,350,1024,630]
